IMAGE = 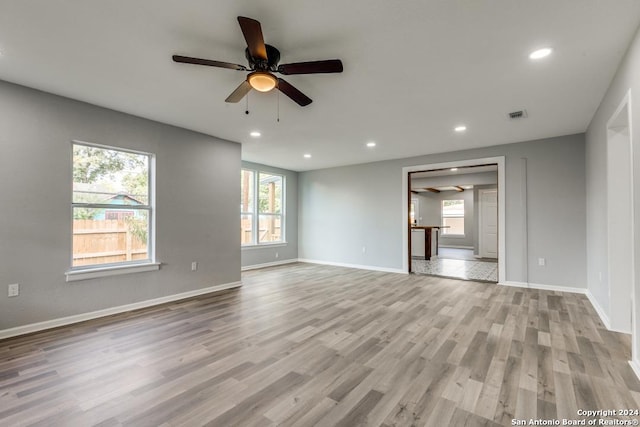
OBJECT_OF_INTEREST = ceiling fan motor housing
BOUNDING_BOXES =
[246,45,281,71]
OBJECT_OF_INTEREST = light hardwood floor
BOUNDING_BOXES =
[1,263,639,426]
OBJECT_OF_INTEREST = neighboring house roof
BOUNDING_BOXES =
[105,194,143,205]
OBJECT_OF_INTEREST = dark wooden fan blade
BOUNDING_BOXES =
[173,55,246,71]
[277,78,312,106]
[225,81,252,103]
[278,59,343,75]
[237,17,267,61]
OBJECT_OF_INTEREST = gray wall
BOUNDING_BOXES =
[585,25,640,326]
[415,190,475,248]
[241,161,298,268]
[414,193,439,226]
[299,133,586,288]
[0,80,241,330]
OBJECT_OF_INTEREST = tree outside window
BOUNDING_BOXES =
[72,142,153,267]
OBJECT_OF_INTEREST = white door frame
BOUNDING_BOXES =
[402,156,506,283]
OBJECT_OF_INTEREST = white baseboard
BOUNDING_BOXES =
[298,258,406,274]
[0,281,242,340]
[241,258,299,271]
[439,245,474,249]
[585,289,613,331]
[499,280,587,295]
[630,359,640,381]
[583,290,629,333]
[499,281,622,335]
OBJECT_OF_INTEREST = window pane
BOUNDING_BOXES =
[442,199,464,216]
[442,217,465,235]
[259,214,282,243]
[73,144,149,205]
[442,199,464,235]
[72,208,149,267]
[410,198,418,225]
[259,173,282,214]
[241,214,254,245]
[241,170,254,213]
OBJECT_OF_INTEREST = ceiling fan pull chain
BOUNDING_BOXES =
[245,91,250,115]
[277,86,280,122]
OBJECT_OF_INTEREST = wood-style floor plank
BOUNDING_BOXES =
[1,263,639,426]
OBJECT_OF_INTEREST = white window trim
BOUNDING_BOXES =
[66,262,161,282]
[441,199,465,237]
[241,169,286,247]
[241,242,288,250]
[69,141,157,277]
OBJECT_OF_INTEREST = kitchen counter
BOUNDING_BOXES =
[410,226,449,260]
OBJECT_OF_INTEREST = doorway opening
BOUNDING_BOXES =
[607,90,634,335]
[402,157,506,283]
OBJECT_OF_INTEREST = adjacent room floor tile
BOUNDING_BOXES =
[412,257,498,282]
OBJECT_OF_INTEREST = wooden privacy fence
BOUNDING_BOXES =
[74,217,280,264]
[73,219,147,266]
[241,216,281,244]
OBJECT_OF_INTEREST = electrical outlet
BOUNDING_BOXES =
[362,246,366,254]
[191,262,198,271]
[8,283,19,297]
[275,252,279,259]
[538,258,545,267]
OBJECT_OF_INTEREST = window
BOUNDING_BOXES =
[410,198,419,225]
[442,199,464,235]
[241,169,284,245]
[71,142,154,269]
[240,169,255,245]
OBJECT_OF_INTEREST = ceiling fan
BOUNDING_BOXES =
[172,16,343,107]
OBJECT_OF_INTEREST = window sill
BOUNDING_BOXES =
[66,262,161,282]
[242,242,288,250]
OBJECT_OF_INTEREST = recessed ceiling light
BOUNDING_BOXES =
[454,125,466,132]
[303,154,312,158]
[250,131,261,137]
[366,142,376,148]
[451,168,458,172]
[529,48,552,60]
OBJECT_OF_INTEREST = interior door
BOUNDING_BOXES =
[479,189,498,258]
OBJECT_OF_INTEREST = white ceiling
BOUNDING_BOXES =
[1,1,639,172]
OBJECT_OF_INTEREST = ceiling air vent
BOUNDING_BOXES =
[508,109,528,119]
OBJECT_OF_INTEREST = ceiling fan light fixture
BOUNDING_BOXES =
[529,47,552,60]
[248,71,277,92]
